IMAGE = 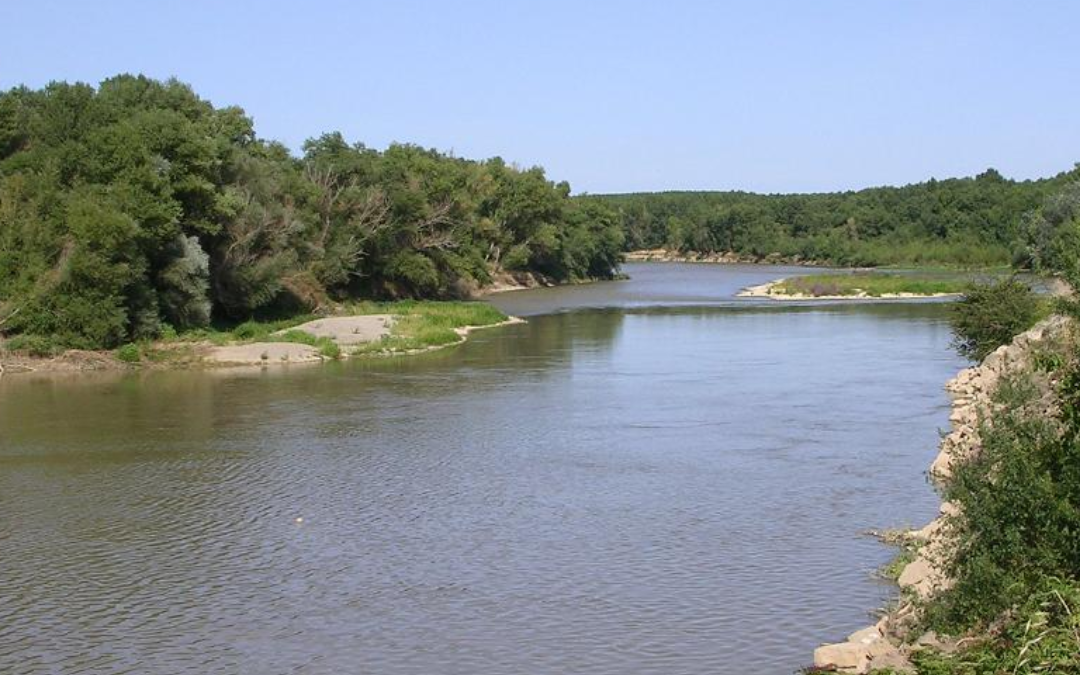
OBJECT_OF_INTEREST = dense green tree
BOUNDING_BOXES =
[587,165,1080,267]
[0,76,624,349]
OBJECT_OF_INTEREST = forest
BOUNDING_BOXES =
[588,166,1080,267]
[0,76,624,349]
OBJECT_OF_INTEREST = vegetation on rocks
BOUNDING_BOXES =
[890,179,1080,671]
[949,278,1047,361]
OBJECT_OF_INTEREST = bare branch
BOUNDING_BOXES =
[413,200,461,251]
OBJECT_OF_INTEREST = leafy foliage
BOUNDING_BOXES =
[949,279,1044,361]
[913,580,1080,675]
[1019,181,1080,286]
[0,76,623,349]
[587,167,1080,267]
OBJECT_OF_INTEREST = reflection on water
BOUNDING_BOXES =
[0,264,964,674]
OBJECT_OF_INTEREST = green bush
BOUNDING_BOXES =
[925,359,1080,632]
[3,334,64,357]
[114,343,142,363]
[231,321,267,341]
[949,278,1044,361]
[914,579,1080,674]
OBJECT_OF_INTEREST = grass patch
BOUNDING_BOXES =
[170,314,320,347]
[348,301,509,356]
[879,545,919,582]
[774,272,976,297]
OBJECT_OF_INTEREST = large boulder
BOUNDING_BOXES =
[814,641,869,673]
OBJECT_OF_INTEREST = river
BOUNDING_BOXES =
[0,263,964,674]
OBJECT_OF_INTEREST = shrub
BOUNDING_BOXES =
[157,235,212,329]
[114,343,142,363]
[925,359,1080,632]
[950,278,1043,361]
[231,321,267,340]
[3,334,64,357]
[915,579,1080,674]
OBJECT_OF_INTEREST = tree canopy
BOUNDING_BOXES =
[0,76,624,348]
[586,166,1080,267]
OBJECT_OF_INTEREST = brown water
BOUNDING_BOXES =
[0,263,963,675]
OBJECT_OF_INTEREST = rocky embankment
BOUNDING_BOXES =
[812,314,1074,673]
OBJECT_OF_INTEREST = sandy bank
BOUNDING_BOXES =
[203,342,323,366]
[738,278,961,301]
[477,270,556,295]
[277,315,394,345]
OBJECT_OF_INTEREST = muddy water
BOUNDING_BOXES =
[0,264,963,674]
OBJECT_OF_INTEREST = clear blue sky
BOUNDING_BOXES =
[3,0,1078,194]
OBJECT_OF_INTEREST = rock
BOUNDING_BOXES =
[897,554,949,599]
[914,630,959,654]
[868,641,914,672]
[814,642,869,673]
[847,626,881,646]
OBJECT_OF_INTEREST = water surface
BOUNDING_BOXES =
[0,263,963,674]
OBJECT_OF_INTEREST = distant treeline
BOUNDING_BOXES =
[585,166,1080,267]
[0,76,624,349]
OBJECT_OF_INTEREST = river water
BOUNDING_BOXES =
[0,263,963,675]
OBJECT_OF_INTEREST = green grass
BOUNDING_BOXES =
[169,314,320,347]
[774,272,975,297]
[348,301,509,356]
[114,343,142,363]
[879,544,920,582]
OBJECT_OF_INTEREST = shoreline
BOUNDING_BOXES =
[0,315,526,377]
[475,269,621,296]
[624,248,826,266]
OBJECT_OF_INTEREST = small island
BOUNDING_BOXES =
[739,271,973,300]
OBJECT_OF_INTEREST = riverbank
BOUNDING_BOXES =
[476,269,626,296]
[0,301,523,375]
[739,273,969,301]
[624,248,825,266]
[811,313,1076,673]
